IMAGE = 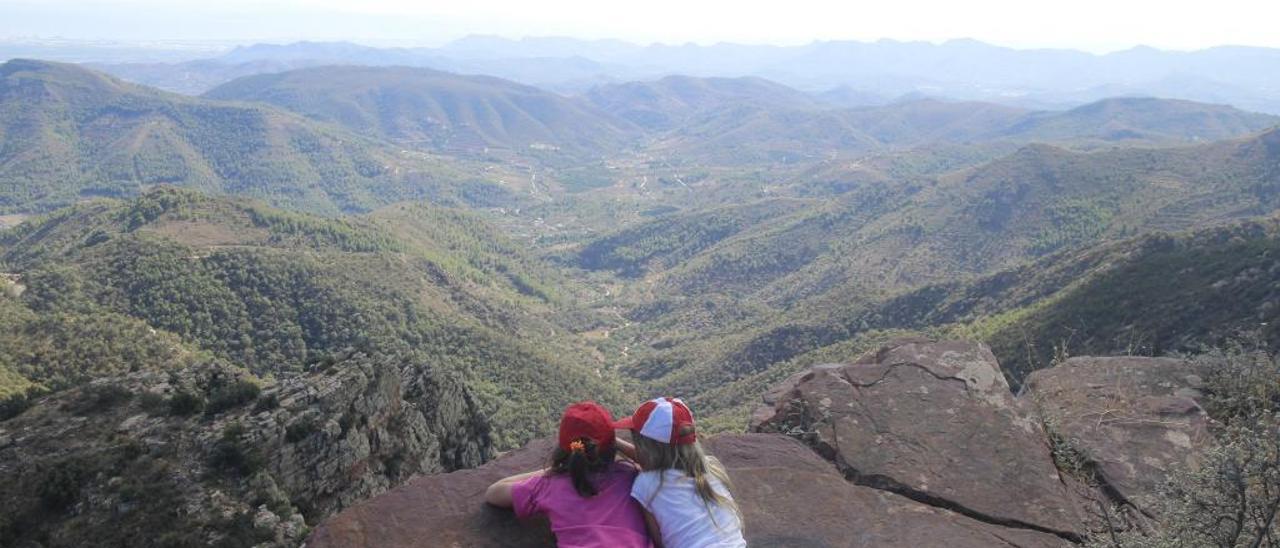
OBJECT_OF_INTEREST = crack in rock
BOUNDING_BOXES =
[838,464,1084,544]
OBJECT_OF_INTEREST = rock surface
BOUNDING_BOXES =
[751,338,1082,539]
[308,433,1071,548]
[305,339,1219,548]
[0,352,490,547]
[1023,356,1213,514]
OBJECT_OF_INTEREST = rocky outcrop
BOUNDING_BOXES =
[304,339,1215,548]
[265,358,491,516]
[308,433,1071,548]
[752,338,1082,540]
[1022,356,1213,517]
[0,352,490,547]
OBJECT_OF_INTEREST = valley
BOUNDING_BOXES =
[5,58,1280,429]
[1,52,1279,546]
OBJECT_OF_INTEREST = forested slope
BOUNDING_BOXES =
[0,59,478,215]
[205,66,638,157]
[0,188,622,446]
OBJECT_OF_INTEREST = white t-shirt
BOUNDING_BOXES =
[630,469,747,548]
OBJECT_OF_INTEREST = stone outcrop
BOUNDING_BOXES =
[1022,356,1213,517]
[0,352,490,547]
[304,339,1217,547]
[4,337,1211,547]
[308,433,1072,548]
[751,338,1083,540]
[265,358,491,516]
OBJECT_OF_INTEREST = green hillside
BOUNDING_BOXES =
[1005,97,1280,144]
[572,128,1280,425]
[616,127,1280,303]
[0,188,623,447]
[205,65,639,157]
[647,95,1278,166]
[0,59,479,215]
[585,75,825,131]
[625,215,1280,429]
[6,58,1280,457]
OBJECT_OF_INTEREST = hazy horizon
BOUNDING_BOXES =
[3,0,1280,54]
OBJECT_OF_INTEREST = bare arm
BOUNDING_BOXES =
[641,507,664,548]
[616,438,638,463]
[484,469,546,508]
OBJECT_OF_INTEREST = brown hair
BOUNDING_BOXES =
[547,437,616,497]
[633,425,743,527]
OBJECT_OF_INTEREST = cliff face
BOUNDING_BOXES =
[0,353,491,547]
[306,339,1214,547]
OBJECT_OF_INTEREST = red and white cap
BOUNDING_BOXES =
[613,397,697,445]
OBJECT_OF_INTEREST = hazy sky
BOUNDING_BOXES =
[3,0,1279,53]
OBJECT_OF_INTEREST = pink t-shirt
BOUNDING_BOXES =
[511,461,653,548]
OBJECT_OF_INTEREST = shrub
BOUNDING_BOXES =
[168,391,205,416]
[0,387,47,421]
[205,380,260,416]
[1091,342,1280,547]
[139,392,167,415]
[40,459,90,511]
[285,417,319,443]
[208,422,263,477]
[252,393,279,413]
[68,384,133,415]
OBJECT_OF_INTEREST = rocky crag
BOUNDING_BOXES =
[308,339,1213,547]
[0,352,491,547]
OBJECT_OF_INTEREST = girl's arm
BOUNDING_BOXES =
[615,438,638,463]
[484,469,547,508]
[641,507,664,548]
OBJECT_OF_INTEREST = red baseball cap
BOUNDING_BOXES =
[559,401,617,451]
[613,397,697,445]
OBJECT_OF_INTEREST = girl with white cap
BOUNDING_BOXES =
[614,397,747,548]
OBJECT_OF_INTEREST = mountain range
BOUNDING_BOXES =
[3,40,1280,547]
[16,59,1277,218]
[204,66,638,157]
[70,37,1280,115]
[0,59,489,214]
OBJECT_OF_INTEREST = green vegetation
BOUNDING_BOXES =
[7,63,1280,547]
[577,199,812,276]
[205,379,261,415]
[2,62,1279,452]
[0,188,621,448]
[203,65,637,158]
[1092,343,1280,547]
[0,59,484,215]
[209,422,265,477]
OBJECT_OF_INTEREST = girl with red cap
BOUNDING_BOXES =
[485,401,652,547]
[614,397,746,548]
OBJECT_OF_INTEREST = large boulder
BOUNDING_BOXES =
[751,339,1082,539]
[307,433,1071,548]
[1022,356,1213,514]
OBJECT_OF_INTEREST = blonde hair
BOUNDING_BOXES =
[633,428,744,528]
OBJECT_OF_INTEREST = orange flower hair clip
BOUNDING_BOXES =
[569,439,587,453]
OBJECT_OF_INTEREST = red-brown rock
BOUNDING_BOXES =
[307,433,1072,547]
[1022,356,1213,512]
[751,339,1082,538]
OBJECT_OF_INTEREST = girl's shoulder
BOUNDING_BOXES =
[606,460,641,477]
[633,468,690,490]
[639,468,689,479]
